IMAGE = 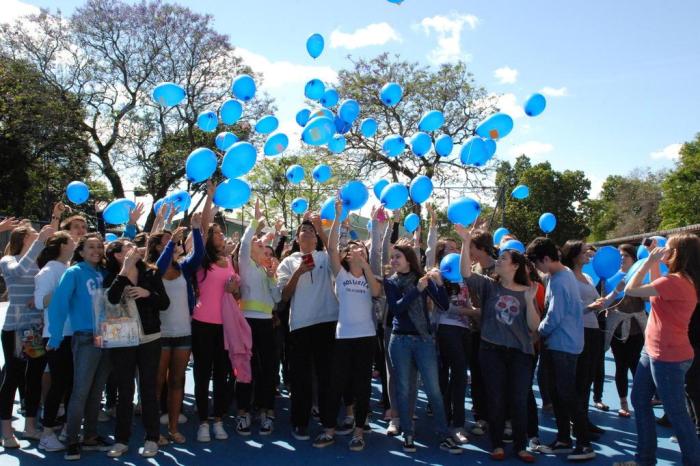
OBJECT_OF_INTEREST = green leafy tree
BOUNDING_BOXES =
[659,134,700,228]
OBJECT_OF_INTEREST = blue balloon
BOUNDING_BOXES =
[306,33,324,59]
[625,258,665,286]
[349,230,358,240]
[360,118,378,138]
[379,183,409,210]
[168,190,191,213]
[476,112,514,140]
[460,136,493,167]
[500,240,526,256]
[66,181,89,205]
[304,79,325,100]
[296,108,311,127]
[320,196,348,222]
[219,99,243,125]
[153,198,168,217]
[404,213,420,233]
[338,99,360,124]
[511,184,530,200]
[263,132,288,156]
[286,165,305,184]
[434,134,453,157]
[255,115,279,134]
[185,147,217,182]
[583,262,601,287]
[410,132,432,157]
[302,116,334,146]
[320,89,339,107]
[538,212,557,233]
[213,178,251,209]
[328,134,347,154]
[440,253,462,283]
[152,82,186,107]
[196,111,218,132]
[291,197,309,215]
[231,74,256,102]
[484,138,497,157]
[103,198,136,225]
[418,110,445,132]
[592,246,622,280]
[524,93,547,117]
[448,197,481,226]
[651,236,667,247]
[493,227,509,245]
[310,107,334,120]
[603,270,626,296]
[637,244,649,260]
[340,181,369,210]
[105,233,118,243]
[221,142,257,178]
[382,134,406,157]
[409,175,433,204]
[333,115,352,134]
[380,82,403,107]
[373,179,389,200]
[215,132,238,151]
[312,164,332,183]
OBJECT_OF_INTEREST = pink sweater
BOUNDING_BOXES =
[192,260,238,325]
[222,292,252,383]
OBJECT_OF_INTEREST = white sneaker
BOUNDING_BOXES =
[107,442,128,458]
[387,418,401,436]
[160,413,169,425]
[39,431,65,452]
[140,440,158,458]
[212,421,228,440]
[452,428,469,445]
[197,423,211,442]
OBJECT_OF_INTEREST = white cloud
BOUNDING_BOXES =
[588,174,605,198]
[508,141,554,159]
[650,143,682,160]
[540,86,568,97]
[494,66,518,84]
[0,0,39,24]
[236,47,337,90]
[495,92,526,119]
[419,13,479,64]
[329,23,401,50]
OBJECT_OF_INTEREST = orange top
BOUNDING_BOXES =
[647,275,698,362]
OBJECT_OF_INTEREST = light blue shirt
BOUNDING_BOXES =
[539,267,584,355]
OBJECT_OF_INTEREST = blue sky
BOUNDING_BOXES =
[5,0,700,200]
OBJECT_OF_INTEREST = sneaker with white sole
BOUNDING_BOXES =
[140,440,158,458]
[528,436,541,452]
[107,442,129,458]
[212,421,228,440]
[39,431,66,452]
[440,437,463,454]
[197,423,211,442]
[403,435,416,453]
[336,416,355,435]
[387,419,401,436]
[349,434,365,451]
[452,428,469,445]
[536,439,573,455]
[236,414,251,436]
[312,432,335,448]
[291,426,309,440]
[259,415,274,436]
[470,419,487,436]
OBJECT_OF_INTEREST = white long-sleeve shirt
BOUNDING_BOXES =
[34,260,72,338]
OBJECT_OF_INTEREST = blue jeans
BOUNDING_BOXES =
[631,350,700,466]
[66,332,111,445]
[389,334,448,438]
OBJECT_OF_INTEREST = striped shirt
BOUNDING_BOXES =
[0,239,45,331]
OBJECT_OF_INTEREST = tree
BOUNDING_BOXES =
[659,133,700,228]
[0,58,91,219]
[494,156,591,245]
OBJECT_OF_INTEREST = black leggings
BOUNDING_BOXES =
[610,333,644,399]
[43,336,73,428]
[468,331,486,421]
[192,320,231,422]
[236,318,277,412]
[0,330,46,420]
[437,324,470,428]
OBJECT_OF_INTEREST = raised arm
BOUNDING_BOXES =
[201,180,215,237]
[625,247,664,298]
[50,202,66,230]
[369,207,385,277]
[455,224,473,279]
[328,196,343,276]
[180,213,205,276]
[424,204,438,269]
[0,225,52,277]
[524,284,542,333]
[310,213,328,250]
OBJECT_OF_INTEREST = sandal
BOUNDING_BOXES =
[490,448,506,461]
[517,450,536,463]
[618,408,631,417]
[594,401,609,412]
[168,432,186,444]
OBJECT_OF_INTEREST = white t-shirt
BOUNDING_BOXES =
[34,260,72,338]
[161,273,192,337]
[334,268,376,339]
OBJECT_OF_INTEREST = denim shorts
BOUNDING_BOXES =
[160,335,192,350]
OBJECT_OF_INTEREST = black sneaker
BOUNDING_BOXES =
[291,426,310,441]
[439,437,463,454]
[311,407,320,420]
[656,414,671,427]
[82,435,112,451]
[235,414,252,436]
[588,422,605,435]
[567,445,596,461]
[403,435,416,453]
[503,430,514,443]
[312,432,335,448]
[536,439,573,454]
[336,416,355,436]
[64,443,81,461]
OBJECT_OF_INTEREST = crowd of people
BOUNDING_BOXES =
[0,185,699,465]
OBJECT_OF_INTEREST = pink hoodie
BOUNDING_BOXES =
[222,292,252,383]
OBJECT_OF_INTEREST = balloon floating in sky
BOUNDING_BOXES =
[103,198,136,225]
[152,82,186,107]
[304,79,325,101]
[66,181,89,205]
[320,89,339,107]
[168,190,192,214]
[410,132,432,157]
[592,246,622,280]
[418,110,445,132]
[221,142,257,178]
[460,136,493,167]
[263,132,288,156]
[196,111,218,132]
[380,82,403,107]
[255,115,279,134]
[434,134,453,157]
[476,112,514,140]
[440,253,462,283]
[296,108,311,127]
[306,33,324,59]
[511,184,530,200]
[301,116,334,146]
[215,132,238,152]
[360,118,378,138]
[340,180,369,210]
[500,240,526,255]
[382,134,406,157]
[493,227,509,245]
[409,175,433,204]
[231,74,256,102]
[404,213,420,233]
[539,212,557,233]
[338,99,360,124]
[291,197,309,215]
[373,179,389,200]
[213,178,251,209]
[186,147,217,182]
[380,183,409,210]
[524,93,547,117]
[219,99,243,125]
[328,134,347,154]
[286,165,305,184]
[312,164,332,183]
[320,196,348,222]
[448,197,481,226]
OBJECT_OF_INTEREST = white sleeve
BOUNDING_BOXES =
[34,266,58,311]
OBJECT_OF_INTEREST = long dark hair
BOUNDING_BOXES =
[499,250,531,287]
[666,233,700,298]
[146,231,171,265]
[560,240,585,269]
[37,231,72,269]
[435,237,459,265]
[200,223,225,283]
[472,229,496,259]
[619,243,637,262]
[104,238,150,286]
[4,226,33,256]
[392,240,423,279]
[72,233,104,265]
